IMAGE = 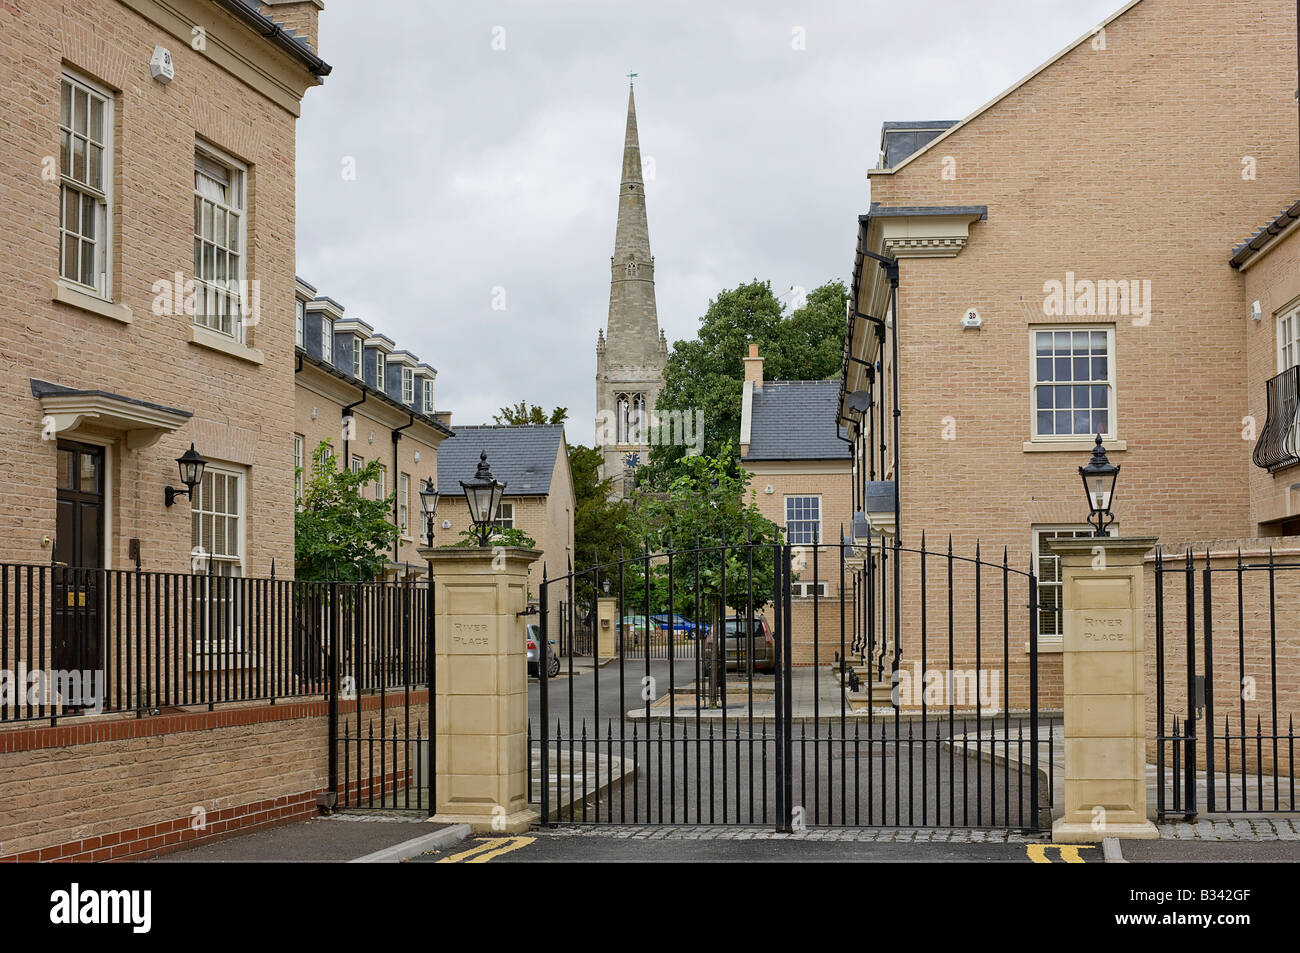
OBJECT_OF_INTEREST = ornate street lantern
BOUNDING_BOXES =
[1079,434,1120,537]
[460,451,506,546]
[165,444,207,507]
[419,477,440,546]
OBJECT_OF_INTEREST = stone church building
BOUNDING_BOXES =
[595,85,668,497]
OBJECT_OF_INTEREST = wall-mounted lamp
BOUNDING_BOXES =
[165,444,207,507]
[1250,301,1263,322]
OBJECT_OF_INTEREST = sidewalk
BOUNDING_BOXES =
[143,814,468,863]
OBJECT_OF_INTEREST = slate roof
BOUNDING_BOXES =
[1231,200,1300,269]
[743,380,851,462]
[436,425,566,497]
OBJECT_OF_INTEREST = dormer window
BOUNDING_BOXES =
[375,351,386,390]
[320,316,333,365]
[353,335,363,378]
[402,367,415,405]
[423,379,435,414]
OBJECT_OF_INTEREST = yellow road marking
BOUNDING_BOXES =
[1027,844,1096,864]
[436,836,536,864]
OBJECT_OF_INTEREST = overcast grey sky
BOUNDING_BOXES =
[295,0,1124,442]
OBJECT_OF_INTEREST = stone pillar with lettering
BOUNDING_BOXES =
[596,596,618,659]
[423,546,542,833]
[1048,537,1160,841]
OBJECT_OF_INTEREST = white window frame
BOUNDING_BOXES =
[350,454,363,474]
[193,142,248,341]
[1278,305,1300,373]
[399,472,411,538]
[320,315,334,365]
[1030,326,1117,442]
[59,70,114,299]
[496,501,515,530]
[1032,525,1116,640]
[191,463,245,577]
[402,367,415,406]
[353,335,364,378]
[295,299,305,348]
[784,495,822,545]
[293,433,304,502]
[375,464,387,502]
[375,351,386,391]
[422,379,435,414]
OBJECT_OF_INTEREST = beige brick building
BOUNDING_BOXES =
[0,0,328,576]
[840,0,1300,712]
[293,277,452,576]
[740,345,853,665]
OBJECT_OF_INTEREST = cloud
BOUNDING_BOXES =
[296,0,1127,441]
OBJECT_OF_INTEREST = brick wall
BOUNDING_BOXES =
[862,0,1299,569]
[1239,223,1300,529]
[0,0,321,574]
[0,691,427,862]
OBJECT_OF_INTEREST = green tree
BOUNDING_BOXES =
[616,447,784,619]
[565,443,634,612]
[642,279,848,486]
[493,401,569,426]
[295,441,398,581]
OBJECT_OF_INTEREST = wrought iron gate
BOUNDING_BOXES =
[1154,549,1298,819]
[326,577,435,814]
[534,536,1051,831]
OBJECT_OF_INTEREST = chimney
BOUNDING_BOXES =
[435,411,452,429]
[258,0,325,52]
[743,343,764,392]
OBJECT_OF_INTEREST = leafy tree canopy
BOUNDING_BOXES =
[641,279,847,486]
[615,447,784,617]
[493,401,569,426]
[295,441,397,582]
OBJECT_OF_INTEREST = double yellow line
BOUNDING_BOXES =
[1026,844,1096,863]
[435,836,536,864]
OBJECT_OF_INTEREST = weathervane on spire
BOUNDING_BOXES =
[627,70,638,86]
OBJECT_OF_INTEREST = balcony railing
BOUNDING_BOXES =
[1253,366,1300,473]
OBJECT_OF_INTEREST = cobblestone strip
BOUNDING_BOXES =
[531,825,1039,843]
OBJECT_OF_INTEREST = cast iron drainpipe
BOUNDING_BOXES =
[392,414,415,563]
[342,392,368,474]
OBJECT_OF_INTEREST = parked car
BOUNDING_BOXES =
[650,613,709,638]
[526,623,560,678]
[701,615,775,674]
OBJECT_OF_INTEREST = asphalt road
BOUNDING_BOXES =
[416,833,1081,864]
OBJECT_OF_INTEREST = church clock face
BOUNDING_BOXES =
[624,451,640,469]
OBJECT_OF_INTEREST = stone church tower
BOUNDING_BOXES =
[595,84,668,497]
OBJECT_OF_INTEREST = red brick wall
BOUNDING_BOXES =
[0,691,427,862]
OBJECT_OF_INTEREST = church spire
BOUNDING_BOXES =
[604,83,662,361]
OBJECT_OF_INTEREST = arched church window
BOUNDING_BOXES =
[630,393,646,444]
[616,394,630,444]
[625,261,638,278]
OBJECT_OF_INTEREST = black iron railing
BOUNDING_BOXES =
[0,563,427,724]
[1154,548,1298,818]
[1253,366,1300,472]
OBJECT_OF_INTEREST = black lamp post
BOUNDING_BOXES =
[460,451,506,546]
[1079,434,1120,537]
[419,477,440,546]
[165,444,207,507]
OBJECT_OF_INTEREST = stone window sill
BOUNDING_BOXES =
[1025,636,1064,654]
[1023,439,1126,454]
[50,280,133,325]
[189,325,264,365]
